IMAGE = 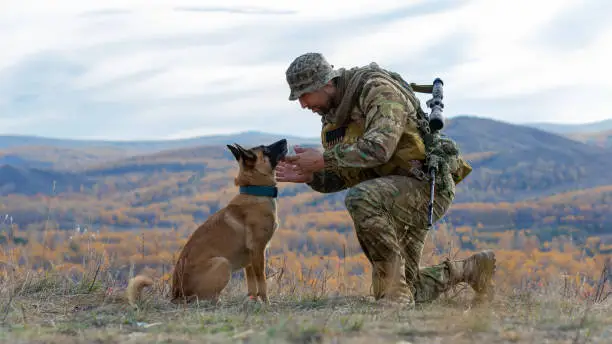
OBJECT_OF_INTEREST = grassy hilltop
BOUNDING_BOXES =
[1,115,611,343]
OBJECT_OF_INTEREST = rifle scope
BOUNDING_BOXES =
[427,78,444,132]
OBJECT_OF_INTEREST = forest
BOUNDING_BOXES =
[1,115,611,297]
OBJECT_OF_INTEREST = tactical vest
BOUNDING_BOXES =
[320,67,472,190]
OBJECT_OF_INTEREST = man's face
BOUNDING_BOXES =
[297,86,334,115]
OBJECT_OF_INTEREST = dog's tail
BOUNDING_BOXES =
[126,275,154,307]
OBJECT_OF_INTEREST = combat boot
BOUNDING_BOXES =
[445,250,496,304]
[371,258,415,308]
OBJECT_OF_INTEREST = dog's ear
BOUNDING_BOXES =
[227,144,241,161]
[234,143,257,162]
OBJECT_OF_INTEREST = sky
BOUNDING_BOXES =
[1,0,610,140]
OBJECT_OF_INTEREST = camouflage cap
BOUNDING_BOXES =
[285,52,340,101]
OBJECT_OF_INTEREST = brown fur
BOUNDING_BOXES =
[126,275,154,306]
[126,139,288,306]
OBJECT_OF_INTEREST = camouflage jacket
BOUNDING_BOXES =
[307,73,426,193]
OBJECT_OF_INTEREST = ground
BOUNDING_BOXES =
[1,275,610,344]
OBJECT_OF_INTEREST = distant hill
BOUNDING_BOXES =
[82,145,237,177]
[0,131,321,151]
[0,164,93,196]
[429,116,612,202]
[523,118,612,134]
[0,153,53,169]
[444,116,603,154]
[2,115,610,202]
[1,115,612,245]
[0,131,321,173]
[3,116,610,153]
[0,146,139,171]
[565,129,612,148]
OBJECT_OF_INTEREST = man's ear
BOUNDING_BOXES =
[227,144,241,161]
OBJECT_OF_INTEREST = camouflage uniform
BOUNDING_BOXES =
[286,53,496,307]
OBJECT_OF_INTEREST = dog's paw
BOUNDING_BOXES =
[243,294,259,304]
[242,293,270,307]
[241,295,268,311]
[257,293,269,304]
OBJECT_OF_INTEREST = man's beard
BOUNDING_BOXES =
[314,95,335,116]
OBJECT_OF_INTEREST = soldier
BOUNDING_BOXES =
[275,52,496,308]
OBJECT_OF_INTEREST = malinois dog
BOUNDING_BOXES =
[126,138,288,306]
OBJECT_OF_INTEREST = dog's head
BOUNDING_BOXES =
[226,139,288,186]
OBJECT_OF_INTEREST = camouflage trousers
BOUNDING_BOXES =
[344,174,455,304]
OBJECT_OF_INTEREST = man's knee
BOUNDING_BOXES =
[344,182,377,215]
[344,178,392,215]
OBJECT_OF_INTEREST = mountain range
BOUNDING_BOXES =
[0,131,321,151]
[2,116,611,151]
[1,115,610,198]
[524,118,612,134]
[0,115,611,246]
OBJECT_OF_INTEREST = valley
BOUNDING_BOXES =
[1,115,611,252]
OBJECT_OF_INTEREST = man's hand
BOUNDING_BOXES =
[282,146,325,174]
[275,161,314,183]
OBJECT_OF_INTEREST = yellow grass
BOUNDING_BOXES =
[0,228,611,343]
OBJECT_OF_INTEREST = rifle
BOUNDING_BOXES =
[425,77,445,229]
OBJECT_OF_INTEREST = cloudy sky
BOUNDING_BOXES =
[1,0,609,140]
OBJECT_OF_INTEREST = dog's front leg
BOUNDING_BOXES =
[244,265,258,300]
[252,248,269,304]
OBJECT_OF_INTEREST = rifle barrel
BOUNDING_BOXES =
[428,169,436,227]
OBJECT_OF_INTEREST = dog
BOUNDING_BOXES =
[126,138,288,306]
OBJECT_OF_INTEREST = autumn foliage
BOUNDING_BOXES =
[1,220,609,302]
[1,142,611,302]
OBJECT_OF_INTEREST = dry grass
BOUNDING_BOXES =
[0,258,610,344]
